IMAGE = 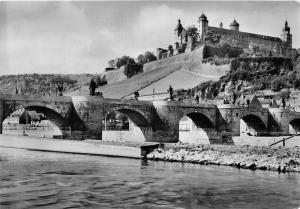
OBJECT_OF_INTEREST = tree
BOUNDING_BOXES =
[203,30,221,46]
[144,51,156,63]
[137,54,145,64]
[108,59,116,68]
[184,25,198,38]
[116,56,135,68]
[96,74,107,87]
[271,77,285,91]
[51,75,77,85]
[136,51,156,65]
[124,63,143,78]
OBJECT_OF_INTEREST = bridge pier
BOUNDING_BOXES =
[139,127,153,142]
[152,128,179,143]
[152,102,181,143]
[85,103,103,140]
[72,97,103,140]
[268,108,291,135]
[0,99,3,134]
[217,105,241,136]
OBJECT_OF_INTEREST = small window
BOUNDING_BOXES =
[236,113,239,117]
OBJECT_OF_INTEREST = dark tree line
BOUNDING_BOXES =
[106,51,157,78]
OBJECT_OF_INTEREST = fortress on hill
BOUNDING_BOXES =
[156,13,292,59]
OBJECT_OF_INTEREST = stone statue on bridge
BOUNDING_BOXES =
[57,84,63,96]
[89,79,97,96]
[168,85,174,101]
[134,91,139,100]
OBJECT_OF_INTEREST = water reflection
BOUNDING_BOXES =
[0,147,299,209]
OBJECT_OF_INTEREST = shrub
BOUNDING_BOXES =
[51,75,77,85]
[271,77,286,91]
[293,79,300,90]
[184,26,198,38]
[137,51,157,65]
[203,30,221,46]
[96,74,107,87]
[124,64,143,78]
[115,56,135,68]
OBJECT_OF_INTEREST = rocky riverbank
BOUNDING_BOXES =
[147,144,300,173]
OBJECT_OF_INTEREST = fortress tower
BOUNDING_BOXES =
[174,19,184,44]
[281,20,292,49]
[165,13,293,59]
[198,13,208,40]
[219,22,223,28]
[229,18,239,31]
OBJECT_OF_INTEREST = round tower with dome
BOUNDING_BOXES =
[229,18,239,31]
[174,19,184,44]
[197,13,208,40]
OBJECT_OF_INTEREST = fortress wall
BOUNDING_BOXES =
[143,52,189,73]
[143,46,230,79]
[208,26,282,53]
[202,45,243,58]
[104,66,127,84]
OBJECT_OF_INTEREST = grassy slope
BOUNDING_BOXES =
[94,47,229,99]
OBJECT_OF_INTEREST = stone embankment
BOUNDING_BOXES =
[147,144,300,173]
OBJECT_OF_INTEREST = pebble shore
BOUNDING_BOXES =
[147,144,300,173]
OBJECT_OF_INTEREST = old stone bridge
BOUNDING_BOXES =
[1,93,300,143]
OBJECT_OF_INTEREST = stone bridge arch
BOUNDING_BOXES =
[178,108,220,144]
[239,113,268,136]
[3,101,67,119]
[1,98,86,139]
[2,102,70,137]
[103,107,151,128]
[178,107,217,128]
[183,112,215,128]
[102,106,153,142]
[288,118,300,134]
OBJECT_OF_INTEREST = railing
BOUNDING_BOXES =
[269,133,300,147]
[138,92,168,98]
[135,92,168,101]
[136,92,218,104]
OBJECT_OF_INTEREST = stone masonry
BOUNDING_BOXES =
[0,93,300,143]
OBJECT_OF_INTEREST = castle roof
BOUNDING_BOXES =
[174,19,184,31]
[282,20,290,32]
[199,13,207,20]
[230,19,239,27]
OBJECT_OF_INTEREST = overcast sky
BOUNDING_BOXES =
[0,1,299,75]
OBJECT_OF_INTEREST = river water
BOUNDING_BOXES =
[0,147,300,209]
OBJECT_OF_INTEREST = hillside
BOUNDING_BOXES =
[96,46,229,99]
[0,74,98,96]
[191,53,300,104]
[2,46,299,106]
